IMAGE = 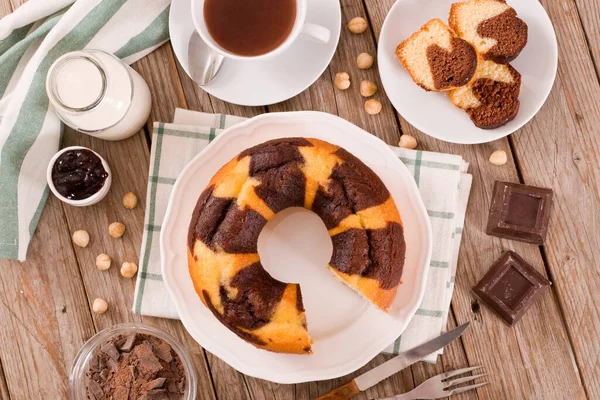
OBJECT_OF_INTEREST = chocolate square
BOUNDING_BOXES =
[473,251,551,326]
[486,181,553,244]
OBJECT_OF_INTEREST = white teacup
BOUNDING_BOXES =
[191,0,331,61]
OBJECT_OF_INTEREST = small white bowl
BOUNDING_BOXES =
[47,146,112,206]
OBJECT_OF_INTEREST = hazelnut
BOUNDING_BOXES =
[347,17,368,34]
[399,134,418,149]
[96,254,112,271]
[334,72,351,90]
[360,80,378,97]
[92,298,108,314]
[122,192,138,209]
[489,150,508,166]
[357,52,374,69]
[108,222,126,238]
[120,262,138,278]
[72,230,90,248]
[364,99,382,115]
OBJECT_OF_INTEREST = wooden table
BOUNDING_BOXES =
[1,0,599,399]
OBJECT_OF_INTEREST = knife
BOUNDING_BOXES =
[314,322,470,400]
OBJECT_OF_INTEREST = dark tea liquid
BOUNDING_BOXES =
[204,0,297,57]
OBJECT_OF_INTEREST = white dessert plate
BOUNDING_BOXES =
[169,0,341,106]
[378,0,558,144]
[160,111,432,384]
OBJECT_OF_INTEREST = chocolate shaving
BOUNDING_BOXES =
[120,333,137,352]
[84,333,186,400]
[154,343,173,363]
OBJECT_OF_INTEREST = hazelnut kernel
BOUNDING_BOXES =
[489,150,508,166]
[334,72,351,90]
[347,17,368,34]
[122,192,138,209]
[399,134,418,149]
[92,298,108,314]
[120,262,138,278]
[360,80,378,97]
[357,52,374,69]
[96,254,112,271]
[364,99,382,115]
[72,230,90,248]
[108,222,126,238]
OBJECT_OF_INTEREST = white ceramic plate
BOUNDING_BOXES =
[160,112,432,383]
[378,0,558,144]
[169,0,341,106]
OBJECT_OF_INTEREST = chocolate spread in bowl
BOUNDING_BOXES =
[85,333,186,400]
[52,149,108,200]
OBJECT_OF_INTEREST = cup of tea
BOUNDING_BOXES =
[191,0,331,61]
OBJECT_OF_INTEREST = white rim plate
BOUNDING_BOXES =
[169,0,341,106]
[378,0,558,144]
[160,112,432,383]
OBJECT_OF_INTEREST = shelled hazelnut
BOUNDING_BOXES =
[399,134,418,149]
[92,298,108,314]
[121,262,138,278]
[489,150,507,166]
[96,254,112,271]
[108,222,126,238]
[357,52,374,70]
[360,80,378,97]
[347,17,368,34]
[334,72,351,90]
[364,99,382,115]
[122,192,138,209]
[72,230,90,248]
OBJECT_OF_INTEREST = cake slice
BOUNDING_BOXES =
[396,18,478,91]
[449,59,521,129]
[449,0,528,64]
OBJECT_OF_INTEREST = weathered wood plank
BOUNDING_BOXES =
[325,0,400,145]
[0,0,11,16]
[510,0,600,397]
[363,0,587,399]
[0,195,96,399]
[573,0,600,80]
[0,360,9,400]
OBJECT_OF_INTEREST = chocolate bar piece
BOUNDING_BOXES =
[473,251,551,326]
[486,181,553,244]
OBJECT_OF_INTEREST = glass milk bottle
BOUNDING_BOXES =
[46,49,151,141]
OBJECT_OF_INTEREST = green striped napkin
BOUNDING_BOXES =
[0,0,170,260]
[134,109,472,363]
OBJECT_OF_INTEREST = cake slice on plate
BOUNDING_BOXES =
[449,59,521,129]
[449,0,528,64]
[396,18,478,91]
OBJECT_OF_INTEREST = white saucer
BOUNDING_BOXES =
[170,0,341,106]
[378,0,558,144]
[160,112,432,383]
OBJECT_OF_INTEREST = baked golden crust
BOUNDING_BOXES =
[188,138,406,354]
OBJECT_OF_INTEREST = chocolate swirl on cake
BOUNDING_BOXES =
[187,138,406,354]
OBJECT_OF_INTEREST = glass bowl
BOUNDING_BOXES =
[69,323,197,400]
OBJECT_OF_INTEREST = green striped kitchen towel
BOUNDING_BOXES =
[134,109,472,363]
[0,0,170,260]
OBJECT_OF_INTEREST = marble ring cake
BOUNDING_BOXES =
[187,138,406,354]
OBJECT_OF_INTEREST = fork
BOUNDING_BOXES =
[376,366,487,400]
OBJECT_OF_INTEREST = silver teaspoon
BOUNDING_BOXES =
[187,31,224,86]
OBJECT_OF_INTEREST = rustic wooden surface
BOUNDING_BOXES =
[0,0,598,398]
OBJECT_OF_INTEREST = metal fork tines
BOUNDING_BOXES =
[376,366,488,400]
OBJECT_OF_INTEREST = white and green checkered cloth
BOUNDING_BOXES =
[134,109,472,363]
[0,0,170,260]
